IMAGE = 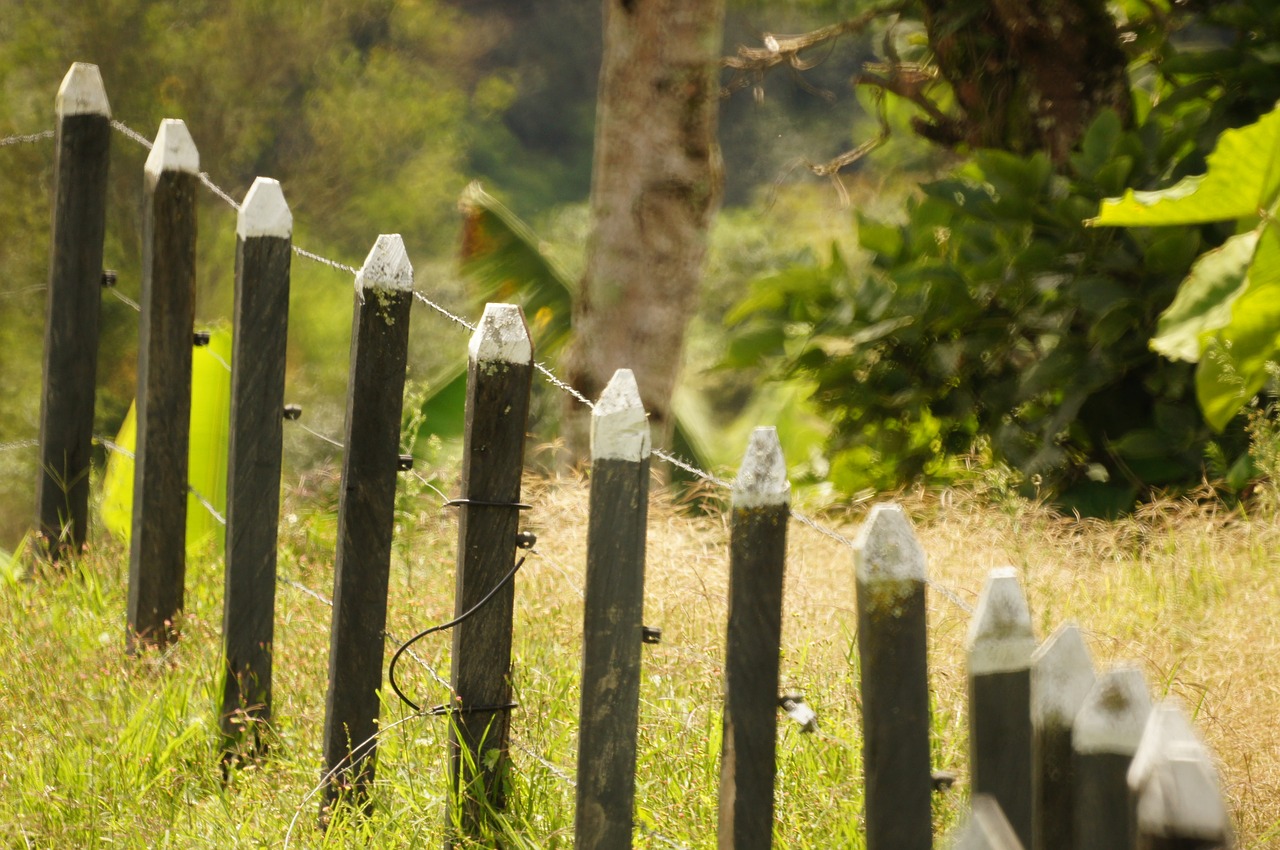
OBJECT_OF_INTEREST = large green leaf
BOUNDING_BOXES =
[458,181,574,356]
[100,327,232,555]
[1196,222,1280,430]
[1091,102,1280,226]
[1151,228,1259,361]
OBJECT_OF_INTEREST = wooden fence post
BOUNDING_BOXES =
[718,427,789,850]
[126,119,199,652]
[853,502,932,850]
[36,62,112,556]
[953,795,1027,850]
[1073,666,1152,850]
[1128,701,1233,850]
[575,368,651,850]
[968,567,1037,850]
[320,234,413,811]
[219,177,292,753]
[1030,622,1095,850]
[448,303,534,839]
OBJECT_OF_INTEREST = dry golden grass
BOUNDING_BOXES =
[2,468,1273,847]
[517,473,1279,846]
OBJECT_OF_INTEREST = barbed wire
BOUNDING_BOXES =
[0,116,983,628]
[0,284,46,299]
[106,286,141,312]
[109,120,151,150]
[0,438,38,454]
[94,436,226,526]
[0,129,53,147]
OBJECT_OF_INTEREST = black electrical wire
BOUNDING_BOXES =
[388,554,528,713]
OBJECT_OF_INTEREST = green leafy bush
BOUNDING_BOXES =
[728,102,1254,514]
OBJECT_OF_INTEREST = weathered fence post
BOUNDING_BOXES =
[718,427,789,850]
[321,234,413,811]
[126,119,199,652]
[575,368,651,850]
[1073,666,1152,850]
[968,567,1037,850]
[854,502,932,850]
[36,62,112,556]
[1128,700,1233,850]
[448,303,534,839]
[1030,622,1096,850]
[219,177,292,754]
[953,795,1027,850]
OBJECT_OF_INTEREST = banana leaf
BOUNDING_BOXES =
[100,327,232,555]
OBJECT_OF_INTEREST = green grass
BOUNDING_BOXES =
[1,476,1276,847]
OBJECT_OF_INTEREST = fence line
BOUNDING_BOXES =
[3,116,985,637]
[95,115,976,621]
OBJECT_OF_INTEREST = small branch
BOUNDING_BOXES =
[721,3,911,97]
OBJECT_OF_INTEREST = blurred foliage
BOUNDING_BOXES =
[1093,104,1280,432]
[726,0,1280,514]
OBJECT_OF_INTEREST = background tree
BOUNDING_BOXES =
[562,0,728,456]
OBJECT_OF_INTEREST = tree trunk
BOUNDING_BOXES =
[916,0,1131,162]
[564,0,726,459]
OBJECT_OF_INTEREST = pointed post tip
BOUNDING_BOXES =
[355,234,413,293]
[1074,665,1152,755]
[469,302,532,365]
[56,62,110,118]
[967,567,1036,675]
[732,427,789,509]
[237,177,292,240]
[591,369,650,462]
[1030,622,1096,724]
[1130,701,1230,842]
[144,119,199,183]
[854,502,925,583]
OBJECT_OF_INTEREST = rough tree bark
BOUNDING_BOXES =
[915,0,1132,162]
[564,0,726,459]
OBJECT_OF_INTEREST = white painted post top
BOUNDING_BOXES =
[591,368,650,462]
[1030,621,1096,725]
[732,427,790,509]
[469,302,532,364]
[1129,700,1229,841]
[355,234,413,293]
[1073,665,1153,755]
[854,502,925,584]
[967,567,1037,676]
[144,119,199,187]
[237,177,292,240]
[56,63,110,118]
